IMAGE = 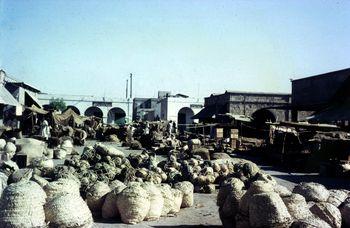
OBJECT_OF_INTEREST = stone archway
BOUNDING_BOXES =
[84,106,103,118]
[107,107,126,125]
[252,108,276,125]
[178,107,194,132]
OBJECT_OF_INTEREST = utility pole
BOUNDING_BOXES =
[129,73,133,99]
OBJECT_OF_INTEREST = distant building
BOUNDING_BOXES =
[291,68,350,123]
[194,90,291,123]
[132,98,158,121]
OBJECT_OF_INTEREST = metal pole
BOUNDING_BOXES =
[129,73,133,98]
[126,79,128,99]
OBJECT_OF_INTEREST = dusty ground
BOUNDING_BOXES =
[69,140,349,227]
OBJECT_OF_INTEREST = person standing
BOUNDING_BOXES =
[40,119,51,140]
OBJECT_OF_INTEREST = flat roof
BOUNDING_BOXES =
[292,68,350,82]
[209,90,290,97]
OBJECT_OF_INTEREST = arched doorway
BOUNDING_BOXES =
[107,107,126,125]
[84,106,103,118]
[251,109,276,125]
[65,105,80,115]
[178,107,194,132]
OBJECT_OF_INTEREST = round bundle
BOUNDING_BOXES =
[45,193,93,227]
[102,181,127,219]
[170,188,183,214]
[282,193,313,220]
[117,184,150,224]
[86,181,111,217]
[94,143,124,157]
[8,168,33,184]
[0,181,46,228]
[0,139,6,150]
[43,178,80,199]
[293,182,330,202]
[142,182,164,221]
[174,181,194,208]
[0,172,8,197]
[159,184,175,216]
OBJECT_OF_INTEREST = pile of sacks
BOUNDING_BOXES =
[88,180,194,224]
[218,173,350,228]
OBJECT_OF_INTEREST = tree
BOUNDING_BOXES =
[49,98,66,112]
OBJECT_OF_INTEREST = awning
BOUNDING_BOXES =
[308,101,350,122]
[26,104,49,115]
[191,105,217,119]
[25,91,42,108]
[52,108,90,126]
[0,86,20,106]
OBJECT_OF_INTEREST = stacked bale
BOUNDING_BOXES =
[0,181,46,228]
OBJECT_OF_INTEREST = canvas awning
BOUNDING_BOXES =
[308,101,350,122]
[0,86,20,106]
[25,91,42,108]
[192,105,218,119]
[26,104,49,115]
[52,108,90,126]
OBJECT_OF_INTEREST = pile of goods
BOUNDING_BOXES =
[218,174,350,228]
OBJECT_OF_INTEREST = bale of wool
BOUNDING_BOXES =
[255,172,277,185]
[188,139,201,151]
[45,148,54,159]
[274,184,292,197]
[293,182,330,202]
[310,202,341,228]
[4,142,16,155]
[60,139,74,154]
[249,192,292,228]
[8,168,33,184]
[107,134,120,143]
[43,178,80,199]
[142,182,164,221]
[130,140,142,150]
[54,148,67,159]
[30,174,49,188]
[117,184,150,224]
[170,188,183,214]
[0,172,8,197]
[290,217,332,228]
[235,213,250,228]
[0,139,6,150]
[192,147,210,160]
[221,188,245,221]
[0,181,46,228]
[86,181,111,217]
[45,193,93,227]
[340,200,350,227]
[239,180,274,216]
[159,184,175,216]
[211,152,231,160]
[174,181,194,208]
[242,162,260,178]
[16,141,46,160]
[327,189,348,207]
[202,184,216,194]
[94,143,124,157]
[217,177,245,208]
[282,193,313,220]
[101,184,127,219]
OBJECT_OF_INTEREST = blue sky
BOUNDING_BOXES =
[1,0,349,98]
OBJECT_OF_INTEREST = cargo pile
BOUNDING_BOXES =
[218,174,350,228]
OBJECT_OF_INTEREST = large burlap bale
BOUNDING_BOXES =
[290,217,332,228]
[255,172,277,185]
[249,192,292,228]
[8,168,33,184]
[60,139,74,154]
[31,174,49,188]
[293,182,329,202]
[310,202,341,228]
[283,193,313,220]
[94,143,124,157]
[192,147,210,160]
[86,181,111,217]
[0,181,46,228]
[54,148,67,159]
[16,139,46,159]
[174,181,194,208]
[274,184,292,197]
[221,188,245,224]
[4,142,16,155]
[327,189,348,207]
[0,139,6,150]
[117,184,150,224]
[170,188,183,214]
[0,172,8,197]
[340,200,350,227]
[217,177,245,208]
[239,180,274,216]
[44,178,80,199]
[45,193,93,227]
[242,162,260,178]
[142,182,164,221]
[101,182,127,219]
[159,184,175,216]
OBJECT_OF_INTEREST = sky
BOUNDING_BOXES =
[1,0,349,99]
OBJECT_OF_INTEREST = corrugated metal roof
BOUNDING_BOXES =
[0,86,20,106]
